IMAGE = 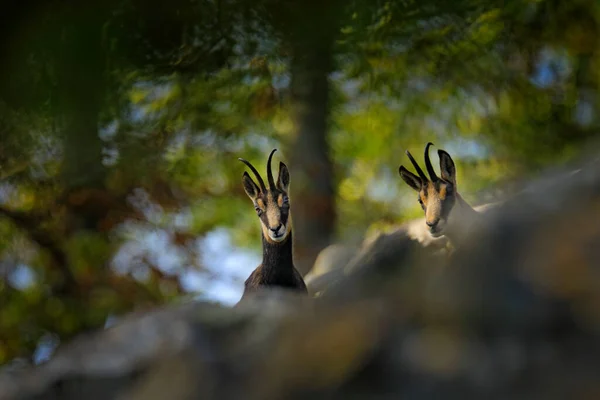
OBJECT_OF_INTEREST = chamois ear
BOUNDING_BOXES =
[242,171,260,200]
[438,150,456,185]
[399,166,422,192]
[277,162,290,192]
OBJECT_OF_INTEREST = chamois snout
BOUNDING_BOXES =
[267,223,286,242]
[269,223,283,232]
[426,218,444,237]
[426,219,439,229]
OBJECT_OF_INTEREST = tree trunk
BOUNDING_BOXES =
[284,1,340,276]
[57,10,107,190]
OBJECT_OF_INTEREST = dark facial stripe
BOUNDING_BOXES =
[257,190,289,229]
[420,181,455,221]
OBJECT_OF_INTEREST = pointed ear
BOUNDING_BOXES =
[277,162,290,192]
[399,166,422,192]
[242,172,260,200]
[438,150,456,185]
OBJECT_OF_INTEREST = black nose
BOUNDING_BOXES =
[269,224,282,232]
[426,220,439,228]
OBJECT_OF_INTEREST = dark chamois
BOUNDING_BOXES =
[238,149,307,301]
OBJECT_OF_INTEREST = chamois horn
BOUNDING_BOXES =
[405,149,428,182]
[239,157,267,193]
[266,148,277,190]
[424,142,438,181]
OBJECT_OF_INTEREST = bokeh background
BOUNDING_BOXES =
[1,0,599,366]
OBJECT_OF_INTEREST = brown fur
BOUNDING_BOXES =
[399,143,479,245]
[242,246,308,300]
[238,150,308,302]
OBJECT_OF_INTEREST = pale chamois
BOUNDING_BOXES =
[238,149,307,300]
[399,142,481,247]
[305,143,496,294]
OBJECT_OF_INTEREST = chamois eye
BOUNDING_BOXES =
[255,207,263,216]
[283,196,289,206]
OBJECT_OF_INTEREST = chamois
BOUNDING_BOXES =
[399,142,481,247]
[238,149,307,300]
[305,143,497,294]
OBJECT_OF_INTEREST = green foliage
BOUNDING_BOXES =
[1,0,599,365]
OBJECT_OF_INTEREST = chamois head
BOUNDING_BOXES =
[239,149,291,244]
[399,142,458,238]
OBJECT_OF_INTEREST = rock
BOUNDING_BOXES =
[2,154,600,400]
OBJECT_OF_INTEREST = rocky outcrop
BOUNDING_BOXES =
[1,155,600,400]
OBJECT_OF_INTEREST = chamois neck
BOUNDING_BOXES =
[261,232,294,274]
[455,193,478,218]
[445,192,480,245]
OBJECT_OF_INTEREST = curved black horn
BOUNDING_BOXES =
[266,148,277,190]
[424,142,438,181]
[405,150,428,182]
[238,157,267,193]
